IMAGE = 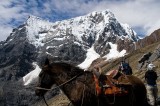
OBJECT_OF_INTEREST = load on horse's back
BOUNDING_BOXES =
[94,69,132,96]
[118,60,132,75]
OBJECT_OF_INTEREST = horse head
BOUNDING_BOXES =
[35,58,56,96]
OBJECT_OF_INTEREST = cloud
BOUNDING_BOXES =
[103,0,160,35]
[0,25,13,41]
[0,0,27,41]
[36,0,160,35]
[0,0,160,41]
[71,0,160,35]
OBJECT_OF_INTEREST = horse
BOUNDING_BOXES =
[35,59,150,106]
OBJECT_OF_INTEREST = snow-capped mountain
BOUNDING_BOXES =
[0,10,139,106]
[0,9,140,84]
[25,10,138,63]
[0,9,140,86]
[26,10,137,46]
[25,10,138,49]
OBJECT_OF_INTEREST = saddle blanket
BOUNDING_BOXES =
[94,70,131,96]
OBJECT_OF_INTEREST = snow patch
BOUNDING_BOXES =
[23,62,41,86]
[78,46,100,70]
[104,42,126,60]
[120,23,137,40]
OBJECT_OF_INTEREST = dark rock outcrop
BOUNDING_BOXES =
[0,26,37,81]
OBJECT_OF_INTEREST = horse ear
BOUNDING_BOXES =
[45,58,50,65]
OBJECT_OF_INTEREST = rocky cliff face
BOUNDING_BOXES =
[0,10,139,106]
[135,28,160,50]
[0,25,37,81]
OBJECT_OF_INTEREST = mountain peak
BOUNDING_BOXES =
[27,15,40,20]
[25,15,53,46]
[89,9,115,18]
[26,15,50,23]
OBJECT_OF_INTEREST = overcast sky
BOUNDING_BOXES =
[0,0,160,41]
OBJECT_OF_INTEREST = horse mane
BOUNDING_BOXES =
[50,62,85,76]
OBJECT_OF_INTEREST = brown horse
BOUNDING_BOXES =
[35,59,150,106]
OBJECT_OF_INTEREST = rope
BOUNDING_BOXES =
[81,84,85,106]
[67,102,72,106]
[43,95,49,106]
[35,87,52,91]
[106,75,117,86]
[104,76,116,104]
[36,73,82,106]
[81,73,87,106]
[35,73,82,91]
[94,77,99,106]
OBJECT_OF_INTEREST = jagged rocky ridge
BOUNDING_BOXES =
[0,10,146,106]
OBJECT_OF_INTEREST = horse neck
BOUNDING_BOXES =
[52,64,83,86]
[54,71,96,106]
